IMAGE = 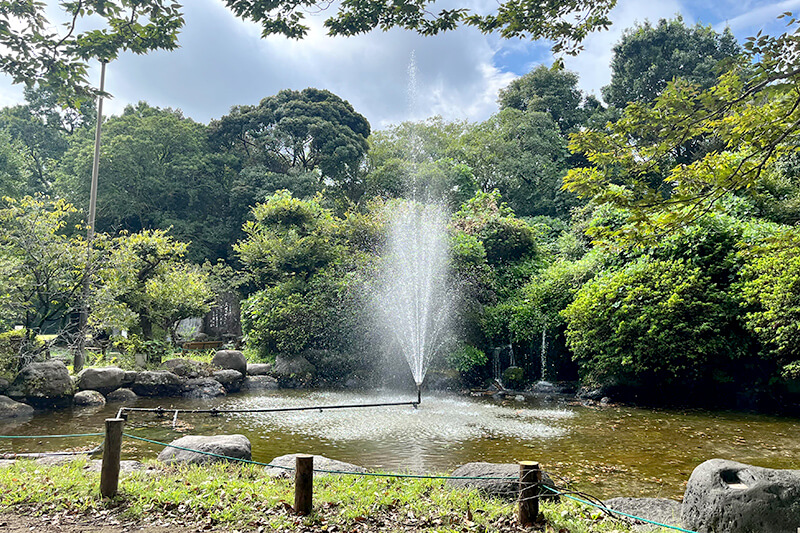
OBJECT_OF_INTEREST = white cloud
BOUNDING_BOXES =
[63,0,517,129]
[718,0,800,32]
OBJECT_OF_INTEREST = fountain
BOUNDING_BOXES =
[375,200,455,394]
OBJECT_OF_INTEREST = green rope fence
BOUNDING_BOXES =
[0,430,700,532]
[540,485,697,533]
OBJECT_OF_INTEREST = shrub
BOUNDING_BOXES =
[0,330,44,379]
[562,258,744,389]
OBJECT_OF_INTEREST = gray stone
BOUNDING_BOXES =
[682,459,800,533]
[121,371,137,386]
[131,371,183,397]
[31,456,147,473]
[212,369,243,392]
[75,366,126,394]
[603,498,682,531]
[182,377,226,399]
[212,350,247,375]
[12,360,73,406]
[246,363,272,376]
[241,375,279,391]
[157,434,251,465]
[445,462,558,501]
[161,358,212,379]
[273,354,315,378]
[73,390,106,406]
[106,387,138,403]
[0,377,9,394]
[0,395,34,419]
[265,453,367,478]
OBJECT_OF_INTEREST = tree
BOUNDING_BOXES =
[366,117,475,205]
[56,102,239,261]
[0,85,94,196]
[0,1,184,104]
[564,15,800,241]
[459,108,570,217]
[602,18,741,108]
[237,191,380,376]
[93,229,212,359]
[498,64,587,134]
[0,132,31,198]
[1,1,616,103]
[0,196,88,355]
[210,89,370,205]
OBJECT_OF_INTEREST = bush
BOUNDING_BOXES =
[562,258,745,389]
[0,330,45,379]
[502,366,525,389]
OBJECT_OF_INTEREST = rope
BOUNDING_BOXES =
[0,433,104,439]
[541,485,698,533]
[0,430,697,532]
[123,433,520,480]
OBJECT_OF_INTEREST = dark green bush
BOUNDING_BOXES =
[562,258,745,389]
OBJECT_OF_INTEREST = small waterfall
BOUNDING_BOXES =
[540,321,549,382]
[492,347,502,384]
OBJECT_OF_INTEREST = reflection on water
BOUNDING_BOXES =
[2,389,799,499]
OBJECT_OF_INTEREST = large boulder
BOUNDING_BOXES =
[10,360,73,407]
[182,378,226,399]
[161,358,212,379]
[131,371,183,397]
[212,369,243,393]
[241,375,279,391]
[246,363,272,376]
[273,354,315,387]
[603,498,682,531]
[75,366,126,394]
[106,387,138,403]
[0,377,9,395]
[157,434,251,465]
[73,390,106,407]
[265,453,367,478]
[445,462,558,501]
[212,350,247,376]
[0,395,34,419]
[682,458,800,533]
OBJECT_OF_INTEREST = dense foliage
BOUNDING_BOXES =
[1,14,799,408]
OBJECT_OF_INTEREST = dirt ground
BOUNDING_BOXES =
[0,513,200,533]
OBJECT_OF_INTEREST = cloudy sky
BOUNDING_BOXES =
[1,0,798,129]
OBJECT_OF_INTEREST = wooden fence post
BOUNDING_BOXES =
[100,418,124,498]
[518,461,541,526]
[294,454,314,515]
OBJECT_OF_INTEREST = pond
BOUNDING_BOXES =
[2,389,799,500]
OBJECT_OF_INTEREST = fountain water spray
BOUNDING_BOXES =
[376,201,455,388]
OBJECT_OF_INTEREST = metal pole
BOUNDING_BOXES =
[75,60,106,374]
[87,60,106,243]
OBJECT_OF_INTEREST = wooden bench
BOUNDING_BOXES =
[181,341,224,351]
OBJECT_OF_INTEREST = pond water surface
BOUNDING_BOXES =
[2,389,799,500]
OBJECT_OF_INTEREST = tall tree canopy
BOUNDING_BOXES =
[601,18,741,108]
[565,15,800,240]
[498,64,587,134]
[210,88,371,204]
[56,102,240,261]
